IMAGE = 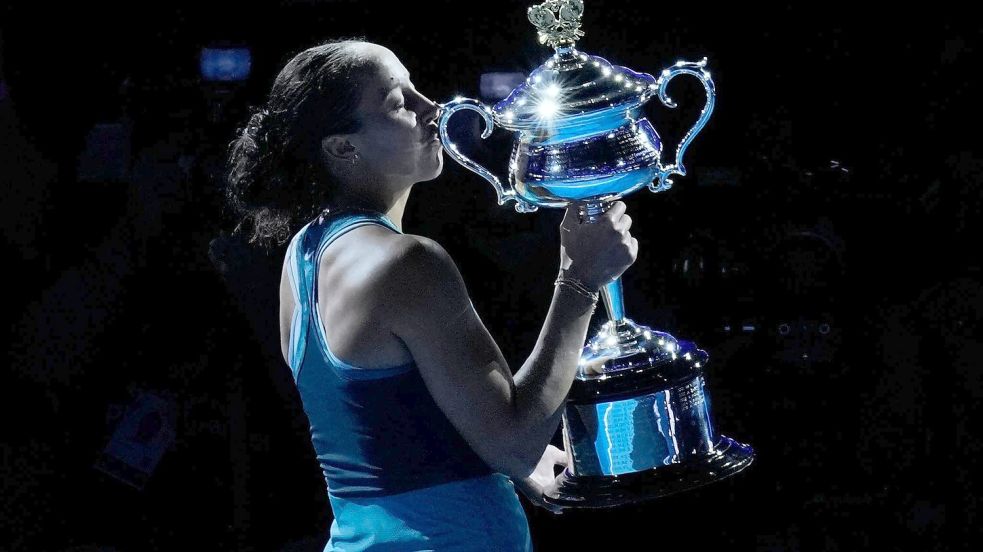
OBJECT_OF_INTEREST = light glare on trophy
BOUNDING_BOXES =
[438,0,754,509]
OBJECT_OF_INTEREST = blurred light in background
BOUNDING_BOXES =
[200,47,252,82]
[479,72,526,101]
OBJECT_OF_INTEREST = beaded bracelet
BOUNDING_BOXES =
[554,274,600,305]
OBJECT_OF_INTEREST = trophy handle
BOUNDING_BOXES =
[437,98,538,213]
[642,58,716,193]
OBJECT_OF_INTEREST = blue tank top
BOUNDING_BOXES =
[283,209,497,498]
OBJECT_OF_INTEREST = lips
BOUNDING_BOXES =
[423,124,439,143]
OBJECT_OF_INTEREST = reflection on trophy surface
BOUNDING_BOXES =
[438,0,754,509]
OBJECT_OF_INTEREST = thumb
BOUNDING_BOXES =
[549,445,569,466]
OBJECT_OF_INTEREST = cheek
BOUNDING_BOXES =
[356,116,423,165]
[373,119,419,152]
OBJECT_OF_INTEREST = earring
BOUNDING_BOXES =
[351,153,360,166]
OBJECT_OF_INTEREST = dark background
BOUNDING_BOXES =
[1,1,979,550]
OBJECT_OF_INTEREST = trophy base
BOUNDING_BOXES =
[543,435,755,509]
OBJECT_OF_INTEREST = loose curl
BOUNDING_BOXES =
[225,37,369,251]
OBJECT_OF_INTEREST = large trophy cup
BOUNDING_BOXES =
[438,0,754,509]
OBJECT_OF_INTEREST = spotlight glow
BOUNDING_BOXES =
[537,99,560,119]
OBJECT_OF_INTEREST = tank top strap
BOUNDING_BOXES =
[285,209,498,498]
[283,209,402,381]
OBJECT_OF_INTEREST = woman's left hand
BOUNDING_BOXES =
[512,444,568,515]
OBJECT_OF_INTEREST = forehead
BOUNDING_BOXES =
[357,45,410,98]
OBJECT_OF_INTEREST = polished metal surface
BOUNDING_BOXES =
[437,0,754,509]
[546,435,755,509]
[436,50,714,212]
[547,338,754,508]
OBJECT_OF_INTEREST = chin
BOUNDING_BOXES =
[419,151,444,181]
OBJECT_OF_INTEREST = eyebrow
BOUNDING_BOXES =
[379,73,412,102]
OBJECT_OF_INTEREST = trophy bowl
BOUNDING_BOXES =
[437,0,754,509]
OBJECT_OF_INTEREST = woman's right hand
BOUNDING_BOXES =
[558,200,638,290]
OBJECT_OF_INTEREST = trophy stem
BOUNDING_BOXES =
[578,199,629,325]
[600,276,626,323]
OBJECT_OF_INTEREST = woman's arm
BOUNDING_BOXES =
[377,234,597,480]
[510,277,596,471]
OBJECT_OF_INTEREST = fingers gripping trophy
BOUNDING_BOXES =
[437,0,754,509]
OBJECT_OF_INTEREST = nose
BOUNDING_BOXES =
[421,98,442,125]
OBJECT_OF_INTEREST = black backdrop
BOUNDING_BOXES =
[1,1,979,550]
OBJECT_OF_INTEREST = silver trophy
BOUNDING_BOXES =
[438,0,754,509]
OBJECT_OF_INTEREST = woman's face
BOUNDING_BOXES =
[341,43,444,186]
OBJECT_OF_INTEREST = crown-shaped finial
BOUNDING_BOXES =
[527,0,585,50]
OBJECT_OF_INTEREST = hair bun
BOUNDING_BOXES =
[245,106,277,144]
[224,38,365,251]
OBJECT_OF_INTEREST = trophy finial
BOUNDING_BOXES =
[527,0,585,50]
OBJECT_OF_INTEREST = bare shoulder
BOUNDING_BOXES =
[369,233,470,327]
[383,234,462,288]
[328,228,448,283]
[381,234,455,279]
[309,226,461,314]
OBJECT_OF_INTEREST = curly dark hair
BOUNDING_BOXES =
[225,36,370,250]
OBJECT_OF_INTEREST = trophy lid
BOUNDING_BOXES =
[491,1,658,132]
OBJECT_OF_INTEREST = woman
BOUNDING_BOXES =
[225,38,637,551]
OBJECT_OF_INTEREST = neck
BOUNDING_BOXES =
[327,185,411,233]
